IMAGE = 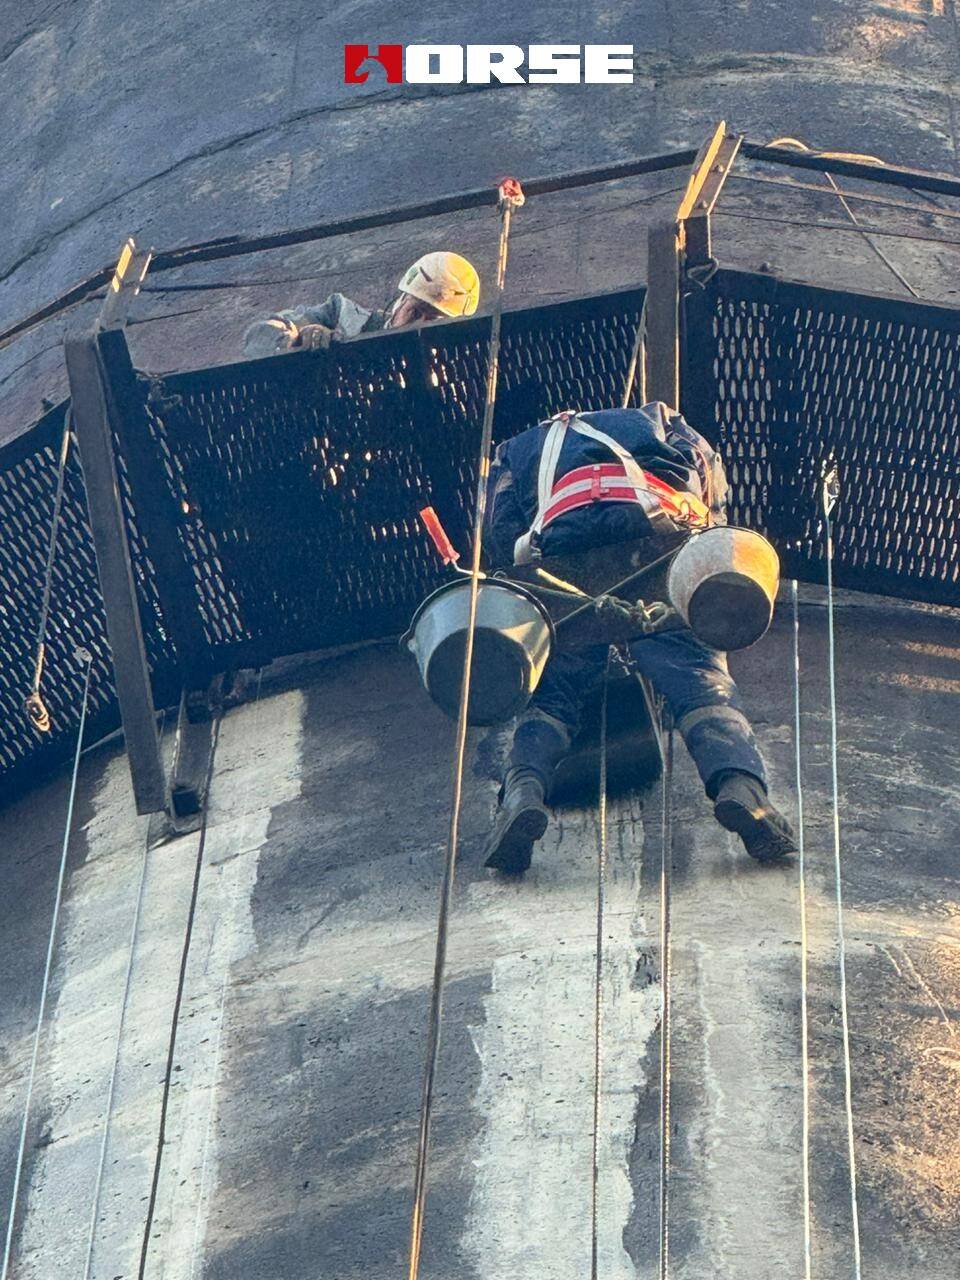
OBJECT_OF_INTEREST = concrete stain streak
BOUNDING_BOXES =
[657,734,810,1279]
[4,690,306,1279]
[144,689,305,1280]
[462,801,657,1280]
[11,754,152,1280]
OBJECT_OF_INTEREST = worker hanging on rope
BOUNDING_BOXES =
[482,401,798,874]
[241,251,481,356]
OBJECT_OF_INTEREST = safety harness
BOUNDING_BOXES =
[513,411,710,565]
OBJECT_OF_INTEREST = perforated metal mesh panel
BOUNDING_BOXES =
[1,274,957,801]
[125,289,647,671]
[683,269,960,601]
[0,406,178,798]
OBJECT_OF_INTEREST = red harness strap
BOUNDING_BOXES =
[541,462,710,529]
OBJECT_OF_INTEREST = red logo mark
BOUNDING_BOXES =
[344,44,403,84]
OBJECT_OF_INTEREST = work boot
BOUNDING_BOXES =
[483,768,550,875]
[713,771,798,863]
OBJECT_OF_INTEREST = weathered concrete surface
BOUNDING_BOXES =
[1,3,960,1277]
[0,590,957,1277]
[5,1,960,434]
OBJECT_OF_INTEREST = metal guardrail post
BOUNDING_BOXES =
[98,240,221,817]
[645,123,741,408]
[65,332,168,814]
[645,221,682,407]
[97,326,212,679]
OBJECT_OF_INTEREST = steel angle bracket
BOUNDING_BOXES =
[681,129,743,269]
[646,123,741,407]
[99,237,153,331]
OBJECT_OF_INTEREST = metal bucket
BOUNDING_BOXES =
[404,579,554,726]
[667,526,780,651]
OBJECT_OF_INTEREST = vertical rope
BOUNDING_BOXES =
[25,410,73,734]
[791,580,813,1280]
[137,712,224,1280]
[33,412,72,677]
[1,647,93,1280]
[189,671,264,1280]
[590,652,612,1280]
[622,296,648,407]
[81,707,167,1280]
[658,711,674,1280]
[406,180,523,1280]
[823,485,863,1280]
[764,138,918,298]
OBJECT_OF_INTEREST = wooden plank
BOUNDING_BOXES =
[65,334,168,814]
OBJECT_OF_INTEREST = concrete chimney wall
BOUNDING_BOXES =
[0,3,959,1278]
[4,2,960,427]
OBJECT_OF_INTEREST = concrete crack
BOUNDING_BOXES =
[0,0,72,67]
[0,80,515,297]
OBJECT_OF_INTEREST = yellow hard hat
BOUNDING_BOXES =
[398,252,480,318]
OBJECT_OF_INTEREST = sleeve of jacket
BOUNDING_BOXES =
[241,294,361,357]
[664,408,729,526]
[484,440,528,567]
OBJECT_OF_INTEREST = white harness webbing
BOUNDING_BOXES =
[513,412,677,564]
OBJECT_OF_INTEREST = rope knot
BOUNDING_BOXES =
[25,692,51,734]
[497,177,525,210]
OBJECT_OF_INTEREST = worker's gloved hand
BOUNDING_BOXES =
[242,317,300,357]
[294,323,335,350]
[641,600,684,634]
[595,594,683,635]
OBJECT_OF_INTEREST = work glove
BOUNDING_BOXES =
[294,323,335,350]
[594,595,683,635]
[242,316,299,357]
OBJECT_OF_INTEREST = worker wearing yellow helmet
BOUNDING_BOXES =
[242,251,480,357]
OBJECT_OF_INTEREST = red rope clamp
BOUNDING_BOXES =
[498,177,526,210]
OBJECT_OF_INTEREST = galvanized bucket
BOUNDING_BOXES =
[667,526,780,651]
[404,579,554,726]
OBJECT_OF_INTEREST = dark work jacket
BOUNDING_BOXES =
[485,403,727,567]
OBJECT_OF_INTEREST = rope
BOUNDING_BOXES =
[590,652,612,1280]
[554,544,684,634]
[189,671,264,1280]
[822,473,864,1279]
[137,711,223,1280]
[81,706,168,1280]
[765,136,919,298]
[719,209,959,257]
[658,708,674,1280]
[25,410,73,735]
[622,295,648,407]
[791,580,813,1280]
[729,170,960,226]
[406,178,524,1280]
[1,647,93,1280]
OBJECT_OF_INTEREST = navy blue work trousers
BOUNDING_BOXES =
[509,629,767,798]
